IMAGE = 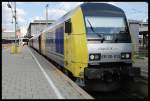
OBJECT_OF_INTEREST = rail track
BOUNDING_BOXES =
[88,76,148,99]
[141,70,148,78]
[87,90,144,99]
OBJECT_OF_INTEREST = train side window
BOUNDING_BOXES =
[65,19,72,34]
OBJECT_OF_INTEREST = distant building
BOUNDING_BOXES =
[16,29,21,37]
[2,31,16,43]
[2,29,23,44]
[26,20,55,38]
[128,20,148,52]
[2,31,15,40]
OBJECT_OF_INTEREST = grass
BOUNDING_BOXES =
[133,51,148,60]
[135,55,145,59]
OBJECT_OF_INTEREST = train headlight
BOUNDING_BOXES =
[121,54,125,58]
[95,54,100,60]
[90,54,95,60]
[89,54,101,61]
[126,54,130,58]
[121,53,131,59]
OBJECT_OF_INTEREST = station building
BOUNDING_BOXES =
[26,20,55,38]
[2,29,22,44]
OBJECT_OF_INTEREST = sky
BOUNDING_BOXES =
[2,2,148,36]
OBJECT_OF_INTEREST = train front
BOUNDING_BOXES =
[81,3,141,91]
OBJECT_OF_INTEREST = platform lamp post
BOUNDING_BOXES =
[7,2,17,53]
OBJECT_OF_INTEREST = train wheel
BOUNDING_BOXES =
[70,74,77,81]
[75,78,85,87]
[63,68,69,76]
[63,68,77,81]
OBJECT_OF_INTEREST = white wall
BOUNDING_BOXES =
[2,32,15,39]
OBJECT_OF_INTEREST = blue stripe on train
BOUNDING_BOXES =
[55,26,64,55]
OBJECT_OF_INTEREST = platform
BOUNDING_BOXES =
[2,45,93,99]
[133,57,148,77]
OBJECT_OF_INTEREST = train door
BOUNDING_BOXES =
[41,33,46,55]
[64,19,72,71]
[39,36,41,53]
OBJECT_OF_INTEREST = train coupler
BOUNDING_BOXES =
[84,68,120,82]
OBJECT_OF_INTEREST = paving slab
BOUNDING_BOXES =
[2,45,93,99]
[2,46,58,99]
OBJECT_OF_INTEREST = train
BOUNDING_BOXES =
[29,3,141,91]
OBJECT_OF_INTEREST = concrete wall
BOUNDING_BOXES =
[30,24,47,36]
[129,23,139,52]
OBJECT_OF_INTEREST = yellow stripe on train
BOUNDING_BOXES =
[64,7,88,78]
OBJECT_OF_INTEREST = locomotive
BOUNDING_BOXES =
[29,3,140,91]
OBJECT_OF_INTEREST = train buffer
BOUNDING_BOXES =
[2,45,94,99]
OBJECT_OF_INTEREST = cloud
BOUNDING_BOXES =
[16,8,26,23]
[43,2,83,20]
[47,9,67,20]
[2,2,12,23]
[59,2,83,11]
[29,16,44,22]
[2,2,27,31]
[20,24,28,36]
[16,2,25,5]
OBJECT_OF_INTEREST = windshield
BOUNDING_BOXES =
[85,16,131,43]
